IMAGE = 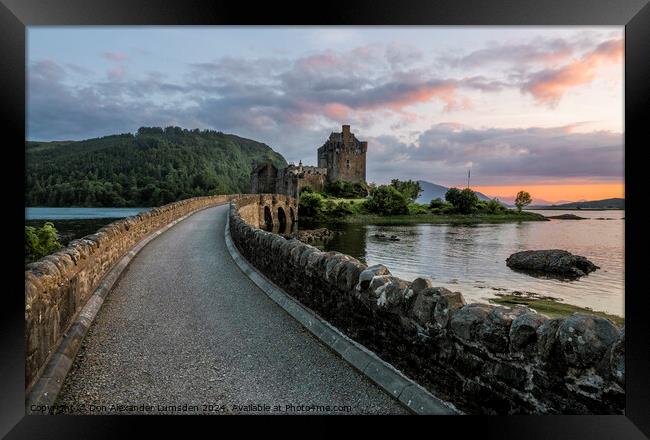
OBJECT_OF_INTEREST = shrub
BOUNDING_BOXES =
[363,185,409,215]
[441,204,457,214]
[486,198,503,214]
[390,179,422,202]
[298,192,324,217]
[324,199,337,211]
[25,222,62,262]
[429,198,445,209]
[324,180,368,198]
[408,202,429,215]
[329,201,354,217]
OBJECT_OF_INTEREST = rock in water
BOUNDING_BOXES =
[506,249,599,279]
[546,213,586,220]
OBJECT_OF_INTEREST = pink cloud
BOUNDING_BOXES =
[297,53,341,70]
[108,66,126,80]
[103,51,129,62]
[522,38,623,106]
[322,102,352,120]
[379,81,469,113]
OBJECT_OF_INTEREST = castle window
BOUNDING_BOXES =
[346,159,350,169]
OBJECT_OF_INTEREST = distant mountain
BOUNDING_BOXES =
[498,196,573,206]
[26,126,287,207]
[530,198,624,210]
[416,180,496,204]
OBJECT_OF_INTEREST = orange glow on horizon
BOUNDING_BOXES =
[472,183,624,204]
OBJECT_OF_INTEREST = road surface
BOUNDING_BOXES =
[55,204,406,414]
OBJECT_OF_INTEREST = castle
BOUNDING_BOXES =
[251,125,367,198]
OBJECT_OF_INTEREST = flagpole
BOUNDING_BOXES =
[467,169,470,189]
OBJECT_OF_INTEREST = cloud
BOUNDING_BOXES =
[31,60,66,82]
[102,51,129,62]
[27,36,622,177]
[108,66,126,80]
[182,48,477,131]
[27,60,188,140]
[365,123,623,186]
[438,34,623,107]
[521,38,623,106]
[65,63,94,76]
[442,37,575,68]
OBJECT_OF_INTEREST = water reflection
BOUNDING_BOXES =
[299,210,624,316]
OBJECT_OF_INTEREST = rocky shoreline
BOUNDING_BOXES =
[282,227,341,244]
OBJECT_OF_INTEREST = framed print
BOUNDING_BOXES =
[1,0,648,438]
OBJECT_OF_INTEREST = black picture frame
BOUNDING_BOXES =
[1,0,648,437]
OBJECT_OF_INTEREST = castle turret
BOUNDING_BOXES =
[342,124,351,143]
[316,124,367,184]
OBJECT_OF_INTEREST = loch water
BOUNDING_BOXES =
[26,207,151,220]
[302,210,624,316]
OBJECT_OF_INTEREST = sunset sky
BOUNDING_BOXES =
[27,27,624,203]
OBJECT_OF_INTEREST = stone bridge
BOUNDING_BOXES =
[24,194,407,415]
[24,194,624,415]
[237,194,298,233]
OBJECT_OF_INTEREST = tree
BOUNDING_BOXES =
[363,185,409,215]
[445,187,462,207]
[429,198,445,209]
[298,192,324,217]
[456,188,480,214]
[390,179,422,202]
[26,126,288,207]
[445,187,479,214]
[514,191,532,212]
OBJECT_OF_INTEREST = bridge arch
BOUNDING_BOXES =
[254,194,298,232]
[277,207,287,233]
[263,206,273,231]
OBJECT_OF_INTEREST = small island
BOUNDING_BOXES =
[545,213,586,220]
[296,179,546,225]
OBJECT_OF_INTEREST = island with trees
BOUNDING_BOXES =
[298,179,546,225]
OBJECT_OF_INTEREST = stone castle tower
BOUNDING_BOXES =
[251,124,367,197]
[317,125,367,184]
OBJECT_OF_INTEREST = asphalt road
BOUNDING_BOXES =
[55,204,406,415]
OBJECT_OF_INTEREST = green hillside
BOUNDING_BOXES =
[25,126,287,207]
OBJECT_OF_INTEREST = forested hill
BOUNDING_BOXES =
[25,126,287,207]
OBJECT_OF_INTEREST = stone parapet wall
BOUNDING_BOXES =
[25,194,236,390]
[229,199,625,414]
[233,194,262,225]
